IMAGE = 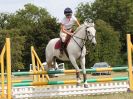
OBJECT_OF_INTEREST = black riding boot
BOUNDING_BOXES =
[60,42,65,55]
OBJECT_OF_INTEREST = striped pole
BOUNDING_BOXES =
[86,67,128,73]
[4,67,127,76]
[0,80,33,84]
[0,66,128,76]
[13,76,128,87]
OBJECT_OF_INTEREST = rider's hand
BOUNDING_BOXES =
[69,33,73,36]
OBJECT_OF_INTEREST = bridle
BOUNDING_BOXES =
[72,25,95,54]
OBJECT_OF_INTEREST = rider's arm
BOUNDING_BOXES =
[61,24,72,35]
[76,20,80,27]
[73,16,80,27]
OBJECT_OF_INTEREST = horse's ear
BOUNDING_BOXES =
[92,22,95,26]
[84,21,95,27]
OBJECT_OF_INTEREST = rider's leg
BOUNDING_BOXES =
[60,40,65,54]
[60,32,67,55]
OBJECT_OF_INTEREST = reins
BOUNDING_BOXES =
[72,26,94,51]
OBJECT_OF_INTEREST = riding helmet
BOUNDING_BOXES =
[64,7,72,14]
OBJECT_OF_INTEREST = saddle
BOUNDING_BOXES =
[54,35,71,50]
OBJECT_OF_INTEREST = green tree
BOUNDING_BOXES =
[92,0,133,53]
[7,3,60,70]
[76,0,133,65]
[76,2,93,23]
[83,20,121,67]
[0,13,10,29]
[76,3,121,67]
[0,29,25,71]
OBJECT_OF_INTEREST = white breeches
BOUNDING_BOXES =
[60,31,67,42]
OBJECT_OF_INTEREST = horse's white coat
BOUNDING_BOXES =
[45,21,96,79]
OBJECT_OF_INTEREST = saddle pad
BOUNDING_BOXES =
[55,40,61,49]
[54,35,71,49]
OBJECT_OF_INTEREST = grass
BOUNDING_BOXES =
[53,93,133,99]
[1,93,133,99]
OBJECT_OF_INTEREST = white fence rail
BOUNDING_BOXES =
[0,82,129,99]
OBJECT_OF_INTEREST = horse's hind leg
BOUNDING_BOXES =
[69,56,81,85]
[53,56,58,70]
[80,57,88,88]
[46,53,54,70]
[46,55,57,70]
[47,61,52,69]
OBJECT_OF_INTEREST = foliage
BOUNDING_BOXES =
[0,4,60,70]
[84,20,121,68]
[0,1,133,70]
[0,29,25,71]
[92,0,133,53]
[0,13,10,29]
[76,0,133,65]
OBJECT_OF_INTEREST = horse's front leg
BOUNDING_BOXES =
[69,56,81,86]
[80,57,88,88]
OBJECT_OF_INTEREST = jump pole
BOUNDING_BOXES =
[0,66,127,76]
[127,34,133,91]
[13,76,128,87]
[6,38,12,99]
[0,44,6,98]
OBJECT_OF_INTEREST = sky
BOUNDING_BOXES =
[0,0,94,21]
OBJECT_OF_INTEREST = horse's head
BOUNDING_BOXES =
[84,19,97,45]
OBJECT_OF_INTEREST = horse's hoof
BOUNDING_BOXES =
[84,83,88,88]
[76,83,81,87]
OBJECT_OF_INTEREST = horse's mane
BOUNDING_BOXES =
[74,22,95,34]
[74,24,84,33]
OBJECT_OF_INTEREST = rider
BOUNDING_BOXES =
[60,7,80,54]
